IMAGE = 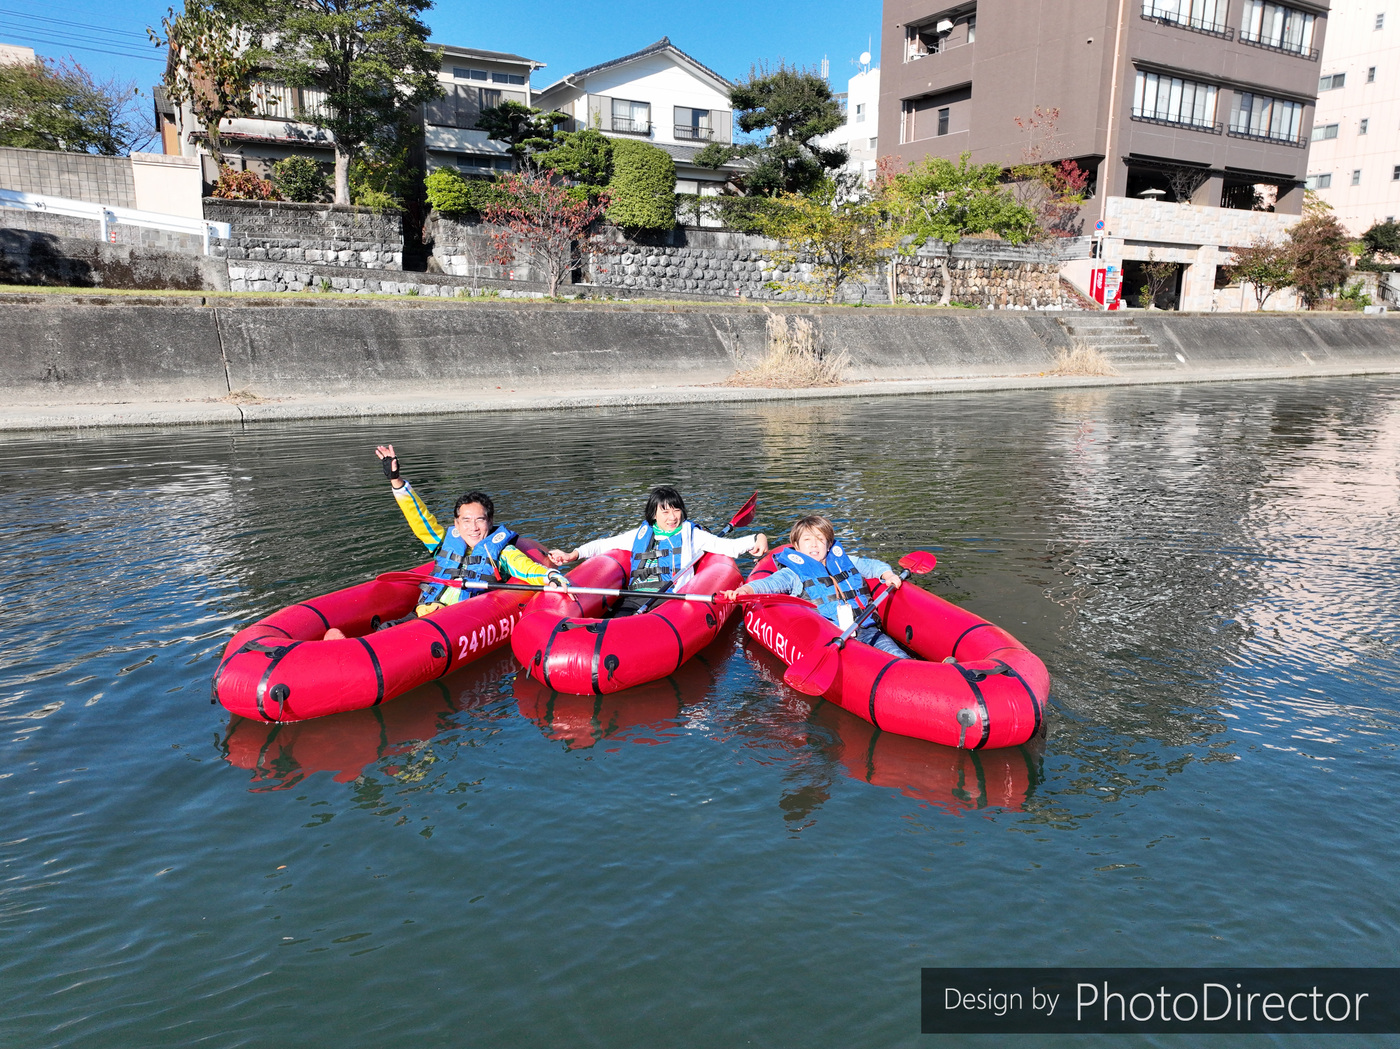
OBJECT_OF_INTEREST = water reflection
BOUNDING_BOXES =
[220,649,519,790]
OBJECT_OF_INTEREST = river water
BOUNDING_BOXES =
[3,378,1399,1048]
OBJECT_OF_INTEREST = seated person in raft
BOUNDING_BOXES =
[547,485,768,617]
[724,515,910,659]
[371,444,566,628]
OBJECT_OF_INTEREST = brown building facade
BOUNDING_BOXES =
[879,0,1329,219]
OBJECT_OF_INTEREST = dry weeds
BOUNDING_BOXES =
[1049,340,1117,377]
[726,315,850,387]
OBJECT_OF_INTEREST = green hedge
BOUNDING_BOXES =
[425,167,507,217]
[605,140,676,231]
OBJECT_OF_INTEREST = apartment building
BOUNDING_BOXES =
[1305,0,1399,233]
[532,37,742,194]
[818,65,883,183]
[879,0,1329,308]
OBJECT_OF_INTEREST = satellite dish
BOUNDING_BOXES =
[859,51,871,66]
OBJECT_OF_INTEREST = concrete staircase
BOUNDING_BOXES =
[1058,314,1177,371]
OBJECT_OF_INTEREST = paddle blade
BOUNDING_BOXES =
[728,491,758,530]
[783,642,840,696]
[898,550,938,574]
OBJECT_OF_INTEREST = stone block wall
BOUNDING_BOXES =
[0,146,137,208]
[204,199,403,270]
[225,261,549,298]
[424,212,550,286]
[892,240,1063,309]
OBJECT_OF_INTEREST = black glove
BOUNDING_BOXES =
[382,456,400,480]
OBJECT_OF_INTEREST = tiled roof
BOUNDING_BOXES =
[542,37,733,94]
[432,43,544,68]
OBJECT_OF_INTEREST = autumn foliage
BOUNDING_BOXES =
[482,170,609,297]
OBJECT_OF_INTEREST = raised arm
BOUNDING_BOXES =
[375,444,445,551]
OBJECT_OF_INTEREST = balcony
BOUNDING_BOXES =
[1237,31,1319,60]
[610,117,652,135]
[1130,110,1224,135]
[675,124,715,141]
[1140,3,1233,39]
[1226,125,1308,147]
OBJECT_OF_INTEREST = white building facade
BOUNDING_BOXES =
[819,66,881,183]
[532,37,739,194]
[1306,0,1400,233]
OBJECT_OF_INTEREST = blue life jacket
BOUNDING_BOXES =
[628,520,695,592]
[773,542,871,623]
[420,525,518,604]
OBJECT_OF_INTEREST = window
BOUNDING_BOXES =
[1312,122,1339,140]
[1305,173,1332,188]
[855,103,866,123]
[1143,0,1228,33]
[1319,73,1347,90]
[1353,169,1363,184]
[479,88,502,110]
[937,107,950,135]
[1369,66,1378,81]
[491,71,526,85]
[674,107,713,140]
[1241,1,1318,53]
[1360,118,1369,134]
[868,136,878,149]
[1393,165,1400,180]
[452,67,489,81]
[612,98,651,134]
[1376,12,1385,28]
[1132,70,1219,129]
[1230,92,1304,142]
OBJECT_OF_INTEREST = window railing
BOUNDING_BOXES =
[1226,124,1308,146]
[611,117,652,134]
[1140,4,1233,38]
[674,124,714,141]
[1130,110,1224,134]
[1237,30,1320,59]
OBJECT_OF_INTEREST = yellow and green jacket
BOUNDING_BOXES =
[393,481,551,605]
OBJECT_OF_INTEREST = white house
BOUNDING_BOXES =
[532,37,742,195]
[1306,0,1400,234]
[423,46,545,176]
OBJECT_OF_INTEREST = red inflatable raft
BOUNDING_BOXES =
[741,549,1048,750]
[511,550,742,695]
[214,544,551,722]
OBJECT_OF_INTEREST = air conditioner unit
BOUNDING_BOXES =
[936,18,954,33]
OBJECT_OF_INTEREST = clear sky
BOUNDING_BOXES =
[0,0,883,101]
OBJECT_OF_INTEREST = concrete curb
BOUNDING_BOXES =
[5,362,1398,432]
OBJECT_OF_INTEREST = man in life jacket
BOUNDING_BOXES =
[725,514,910,659]
[548,485,768,617]
[375,444,565,622]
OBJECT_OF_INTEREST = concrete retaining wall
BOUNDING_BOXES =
[0,207,209,254]
[1,300,1398,412]
[204,199,403,270]
[0,228,228,292]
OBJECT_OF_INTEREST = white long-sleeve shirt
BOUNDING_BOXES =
[576,524,760,590]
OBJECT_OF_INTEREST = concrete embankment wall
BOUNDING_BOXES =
[2,298,1399,417]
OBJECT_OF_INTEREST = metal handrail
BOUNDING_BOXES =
[611,117,652,135]
[674,124,714,141]
[1225,125,1308,147]
[1130,111,1224,134]
[1140,6,1234,39]
[0,188,231,254]
[1238,30,1319,59]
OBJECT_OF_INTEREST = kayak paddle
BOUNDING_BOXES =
[375,571,811,607]
[782,550,938,696]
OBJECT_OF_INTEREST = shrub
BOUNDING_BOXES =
[211,167,280,200]
[425,167,508,216]
[605,139,676,231]
[715,194,787,234]
[726,315,849,387]
[270,155,329,202]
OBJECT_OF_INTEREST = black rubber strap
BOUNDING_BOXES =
[355,637,385,706]
[254,641,303,722]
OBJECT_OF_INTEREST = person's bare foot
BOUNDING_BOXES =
[323,627,346,641]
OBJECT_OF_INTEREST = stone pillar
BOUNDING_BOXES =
[1275,182,1306,215]
[1179,244,1219,311]
[1193,175,1225,207]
